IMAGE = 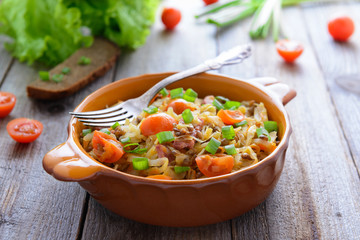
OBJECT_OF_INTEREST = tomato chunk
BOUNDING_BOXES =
[7,118,43,143]
[195,154,234,177]
[167,99,195,114]
[92,130,124,163]
[328,15,355,42]
[161,7,181,30]
[140,113,177,136]
[276,39,304,63]
[0,92,16,118]
[217,109,244,125]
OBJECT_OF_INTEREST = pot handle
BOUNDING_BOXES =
[43,142,101,182]
[250,77,296,105]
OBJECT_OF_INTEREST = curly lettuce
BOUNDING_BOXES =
[0,0,159,66]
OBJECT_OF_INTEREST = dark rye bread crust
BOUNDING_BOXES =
[27,38,120,100]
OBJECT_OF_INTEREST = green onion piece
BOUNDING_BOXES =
[182,109,194,124]
[132,157,149,170]
[183,88,198,102]
[234,120,248,127]
[156,131,175,144]
[78,56,91,65]
[143,105,158,114]
[225,144,237,155]
[170,88,184,99]
[264,121,278,132]
[124,143,139,149]
[256,127,271,141]
[174,166,190,174]
[215,96,230,103]
[61,67,71,75]
[224,101,241,110]
[100,128,111,135]
[52,74,64,83]
[39,71,50,81]
[111,122,120,129]
[212,99,224,110]
[160,88,169,97]
[205,137,221,154]
[131,147,148,154]
[120,137,130,143]
[82,129,92,136]
[222,126,235,140]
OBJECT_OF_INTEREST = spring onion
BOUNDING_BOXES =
[39,71,50,81]
[111,122,120,129]
[170,88,184,99]
[82,129,92,136]
[100,128,111,135]
[156,131,175,144]
[61,67,71,75]
[264,121,278,132]
[174,166,190,173]
[132,157,149,170]
[234,120,248,127]
[215,96,230,103]
[225,144,237,155]
[224,101,241,110]
[212,99,225,110]
[183,88,198,102]
[256,127,271,141]
[120,137,130,143]
[123,143,147,154]
[222,126,235,140]
[205,137,221,154]
[143,105,158,114]
[160,88,169,97]
[52,74,64,83]
[182,109,194,124]
[78,56,91,65]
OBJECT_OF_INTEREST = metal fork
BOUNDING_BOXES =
[70,44,252,127]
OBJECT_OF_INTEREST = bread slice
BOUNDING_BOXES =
[27,38,120,100]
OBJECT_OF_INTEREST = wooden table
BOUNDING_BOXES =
[1,1,360,239]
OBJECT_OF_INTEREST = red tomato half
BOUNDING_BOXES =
[161,7,181,30]
[0,92,16,118]
[276,39,304,63]
[92,130,124,163]
[140,113,177,136]
[196,154,234,177]
[7,118,43,143]
[203,0,218,5]
[217,109,244,125]
[328,15,355,42]
[167,99,195,114]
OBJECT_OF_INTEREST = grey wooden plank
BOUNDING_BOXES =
[0,36,14,85]
[80,1,233,239]
[0,54,117,239]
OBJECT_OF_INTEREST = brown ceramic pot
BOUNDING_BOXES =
[43,73,296,227]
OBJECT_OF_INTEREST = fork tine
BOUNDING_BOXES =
[73,110,128,119]
[69,103,123,116]
[82,120,127,128]
[78,113,134,124]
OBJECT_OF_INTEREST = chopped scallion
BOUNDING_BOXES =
[78,56,91,65]
[264,121,278,132]
[234,120,248,127]
[205,137,221,154]
[170,88,184,99]
[160,88,169,97]
[212,99,224,110]
[132,157,149,170]
[222,126,235,140]
[100,128,111,135]
[225,144,237,155]
[183,88,198,102]
[182,109,194,124]
[39,71,50,81]
[143,105,158,114]
[82,129,92,136]
[215,96,230,103]
[174,166,190,174]
[156,131,175,144]
[224,101,241,110]
[120,137,130,143]
[124,143,147,154]
[61,67,71,75]
[111,122,120,129]
[256,127,271,141]
[52,74,64,83]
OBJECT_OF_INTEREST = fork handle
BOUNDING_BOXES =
[137,44,252,106]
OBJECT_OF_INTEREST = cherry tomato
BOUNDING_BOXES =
[328,15,355,42]
[92,130,124,163]
[140,113,177,136]
[161,7,181,30]
[217,109,244,125]
[195,154,234,177]
[253,139,277,154]
[167,99,195,114]
[203,0,218,5]
[276,39,304,63]
[7,118,43,143]
[147,175,172,180]
[0,92,16,118]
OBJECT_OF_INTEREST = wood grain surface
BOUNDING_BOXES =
[0,0,359,240]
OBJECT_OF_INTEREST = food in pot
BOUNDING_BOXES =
[80,88,280,180]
